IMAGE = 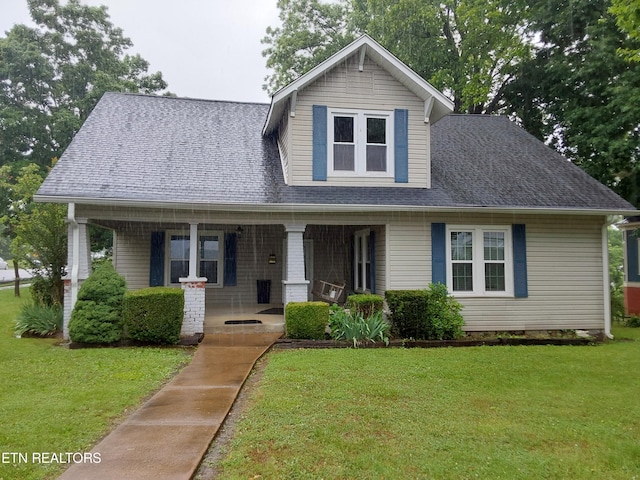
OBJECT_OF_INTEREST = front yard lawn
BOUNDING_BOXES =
[217,327,640,479]
[0,289,193,480]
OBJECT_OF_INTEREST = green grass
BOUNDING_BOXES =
[0,289,193,480]
[219,336,640,479]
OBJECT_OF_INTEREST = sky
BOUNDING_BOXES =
[0,0,281,103]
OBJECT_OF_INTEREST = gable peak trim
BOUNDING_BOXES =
[262,34,454,135]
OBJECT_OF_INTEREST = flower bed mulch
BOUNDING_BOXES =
[273,336,594,349]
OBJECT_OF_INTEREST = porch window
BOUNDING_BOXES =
[446,226,513,296]
[167,230,223,285]
[354,229,371,292]
[328,108,393,177]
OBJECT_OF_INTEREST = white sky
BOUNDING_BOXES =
[0,0,281,103]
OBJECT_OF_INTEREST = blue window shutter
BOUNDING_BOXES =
[431,223,446,285]
[149,231,165,287]
[369,230,376,294]
[312,105,327,181]
[224,233,237,286]
[627,230,640,282]
[394,109,409,183]
[513,224,528,298]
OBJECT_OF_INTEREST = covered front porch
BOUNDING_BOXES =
[63,208,385,340]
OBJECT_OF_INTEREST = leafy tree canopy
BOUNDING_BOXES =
[0,0,168,171]
[263,0,533,114]
[610,0,640,61]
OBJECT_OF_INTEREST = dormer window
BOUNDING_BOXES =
[328,108,394,177]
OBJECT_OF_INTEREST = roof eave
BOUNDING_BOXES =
[34,195,638,218]
[262,34,454,136]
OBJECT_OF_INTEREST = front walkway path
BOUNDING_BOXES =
[58,332,282,480]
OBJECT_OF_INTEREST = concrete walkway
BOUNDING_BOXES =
[58,332,282,480]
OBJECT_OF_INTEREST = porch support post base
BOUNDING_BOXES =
[283,280,310,304]
[179,277,207,336]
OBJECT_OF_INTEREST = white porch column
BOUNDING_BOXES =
[283,224,309,304]
[179,222,207,337]
[63,205,91,340]
[187,222,199,279]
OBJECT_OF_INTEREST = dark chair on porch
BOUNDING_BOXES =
[312,280,346,304]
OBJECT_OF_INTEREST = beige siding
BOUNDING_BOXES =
[114,229,151,290]
[91,204,608,332]
[289,55,429,187]
[386,213,606,331]
[387,216,430,289]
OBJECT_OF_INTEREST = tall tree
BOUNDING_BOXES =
[0,162,67,304]
[610,0,640,61]
[262,0,358,94]
[505,0,640,205]
[0,0,168,296]
[262,0,532,113]
[352,0,532,114]
[0,0,168,171]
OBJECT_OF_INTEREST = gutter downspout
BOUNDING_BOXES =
[68,203,80,319]
[603,218,614,339]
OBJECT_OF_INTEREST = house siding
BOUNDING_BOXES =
[92,205,607,332]
[114,229,150,290]
[289,56,429,187]
[387,213,606,331]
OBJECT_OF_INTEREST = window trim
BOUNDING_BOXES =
[446,225,514,297]
[327,108,394,178]
[354,228,371,293]
[166,229,224,287]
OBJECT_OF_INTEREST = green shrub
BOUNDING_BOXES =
[329,305,390,347]
[385,289,430,339]
[286,301,329,340]
[68,262,126,344]
[385,284,465,340]
[625,315,640,328]
[123,287,184,344]
[346,294,384,318]
[30,274,60,307]
[15,303,62,337]
[425,283,465,340]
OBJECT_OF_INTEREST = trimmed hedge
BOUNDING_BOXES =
[286,301,329,340]
[68,262,127,344]
[346,294,384,318]
[385,289,430,339]
[385,284,465,340]
[123,287,184,344]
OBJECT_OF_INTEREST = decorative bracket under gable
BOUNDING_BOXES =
[290,89,298,118]
[424,97,435,123]
[359,45,367,72]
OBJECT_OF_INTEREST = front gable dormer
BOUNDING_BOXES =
[263,35,454,187]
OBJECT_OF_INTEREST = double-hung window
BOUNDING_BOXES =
[168,230,223,285]
[447,226,513,296]
[329,109,393,177]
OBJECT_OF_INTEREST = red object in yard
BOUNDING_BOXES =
[624,285,640,316]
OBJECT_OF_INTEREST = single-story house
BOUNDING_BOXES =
[36,35,637,340]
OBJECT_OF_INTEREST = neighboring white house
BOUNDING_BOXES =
[35,35,636,340]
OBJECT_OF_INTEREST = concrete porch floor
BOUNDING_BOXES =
[204,303,285,334]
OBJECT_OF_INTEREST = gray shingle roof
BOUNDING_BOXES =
[37,92,635,213]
